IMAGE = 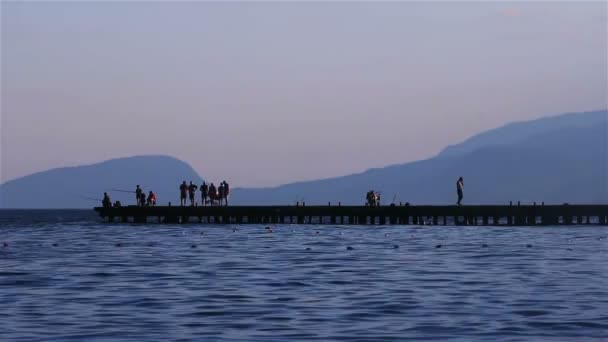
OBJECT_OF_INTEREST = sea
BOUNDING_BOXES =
[0,210,606,342]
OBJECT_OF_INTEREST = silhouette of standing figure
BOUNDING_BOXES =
[102,192,111,208]
[179,181,188,206]
[200,182,209,206]
[209,183,217,206]
[457,177,464,206]
[135,185,142,206]
[218,183,225,206]
[223,181,230,206]
[188,181,198,206]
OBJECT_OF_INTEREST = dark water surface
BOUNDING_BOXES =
[1,210,607,341]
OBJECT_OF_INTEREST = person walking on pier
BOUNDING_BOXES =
[223,181,230,206]
[200,182,209,206]
[457,177,464,206]
[135,185,143,206]
[179,181,188,206]
[102,192,111,208]
[188,181,198,206]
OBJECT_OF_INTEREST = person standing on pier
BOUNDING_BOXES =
[223,181,230,206]
[135,185,143,206]
[102,192,111,208]
[209,183,217,206]
[179,181,188,206]
[140,192,147,207]
[457,177,464,206]
[218,183,225,206]
[188,181,198,206]
[200,182,209,206]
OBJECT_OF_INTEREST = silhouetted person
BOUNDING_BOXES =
[188,181,198,206]
[179,181,188,206]
[135,185,142,206]
[113,200,122,208]
[209,183,217,206]
[140,192,146,207]
[223,181,230,206]
[457,177,464,206]
[200,182,209,206]
[102,192,111,208]
[218,183,225,206]
[147,191,157,207]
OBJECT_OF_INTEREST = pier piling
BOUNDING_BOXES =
[95,204,608,226]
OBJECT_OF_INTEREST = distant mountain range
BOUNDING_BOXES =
[0,155,204,208]
[230,110,608,205]
[1,110,606,208]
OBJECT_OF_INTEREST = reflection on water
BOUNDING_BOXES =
[1,210,607,341]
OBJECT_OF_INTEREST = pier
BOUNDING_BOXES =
[94,204,608,226]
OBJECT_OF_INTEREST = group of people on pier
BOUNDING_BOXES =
[366,190,381,207]
[180,180,230,207]
[101,180,230,208]
[102,176,462,208]
[363,177,464,206]
[101,186,157,208]
[135,185,157,207]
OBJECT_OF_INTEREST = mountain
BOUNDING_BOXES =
[438,109,606,158]
[0,155,204,208]
[2,110,606,208]
[231,110,608,205]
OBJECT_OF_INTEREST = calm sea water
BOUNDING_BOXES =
[1,210,606,341]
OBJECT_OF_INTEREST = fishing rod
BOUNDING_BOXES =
[72,195,102,202]
[108,189,136,193]
[80,198,102,203]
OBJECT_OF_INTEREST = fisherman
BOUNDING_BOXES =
[135,185,142,206]
[209,183,217,206]
[113,200,122,208]
[200,182,209,206]
[188,181,198,206]
[140,192,147,207]
[102,192,111,208]
[218,183,225,206]
[457,177,464,206]
[223,181,230,206]
[179,181,188,206]
[147,191,157,207]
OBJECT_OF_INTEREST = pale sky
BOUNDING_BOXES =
[1,1,607,187]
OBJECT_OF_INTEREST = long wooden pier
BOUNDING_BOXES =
[94,204,608,226]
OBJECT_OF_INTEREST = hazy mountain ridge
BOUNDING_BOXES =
[0,155,204,208]
[1,110,606,208]
[437,109,607,158]
[231,111,607,205]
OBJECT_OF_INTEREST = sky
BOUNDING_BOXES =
[1,1,607,187]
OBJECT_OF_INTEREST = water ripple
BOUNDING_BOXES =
[0,210,606,341]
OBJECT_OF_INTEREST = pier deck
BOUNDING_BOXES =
[94,204,608,226]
